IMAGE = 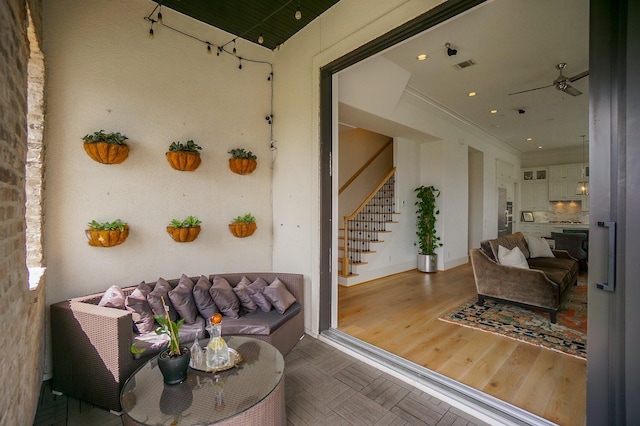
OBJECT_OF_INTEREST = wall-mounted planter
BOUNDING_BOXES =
[84,142,130,164]
[166,151,201,171]
[229,158,257,175]
[229,222,256,238]
[167,225,201,242]
[85,226,129,247]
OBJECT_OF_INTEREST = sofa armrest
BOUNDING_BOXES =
[551,249,578,261]
[470,248,560,310]
[51,299,144,412]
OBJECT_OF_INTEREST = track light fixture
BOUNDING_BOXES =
[445,42,457,56]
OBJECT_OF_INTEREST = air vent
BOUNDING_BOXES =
[453,59,476,70]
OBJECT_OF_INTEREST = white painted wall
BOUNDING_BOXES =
[43,0,274,307]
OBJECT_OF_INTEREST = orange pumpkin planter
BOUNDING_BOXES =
[84,142,130,164]
[228,158,257,175]
[167,225,201,242]
[85,226,129,247]
[229,222,257,238]
[166,151,202,171]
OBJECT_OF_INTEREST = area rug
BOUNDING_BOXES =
[439,282,587,359]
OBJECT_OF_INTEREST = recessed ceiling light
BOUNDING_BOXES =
[537,146,543,149]
[416,54,428,61]
[490,109,497,114]
[468,91,477,97]
[526,137,533,141]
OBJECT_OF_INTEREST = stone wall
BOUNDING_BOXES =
[0,0,46,424]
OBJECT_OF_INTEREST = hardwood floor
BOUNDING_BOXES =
[337,265,586,426]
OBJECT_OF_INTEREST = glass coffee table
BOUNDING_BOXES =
[121,336,285,425]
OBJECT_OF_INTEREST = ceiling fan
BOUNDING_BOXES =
[509,63,589,96]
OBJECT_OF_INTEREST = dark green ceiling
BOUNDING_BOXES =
[152,0,341,50]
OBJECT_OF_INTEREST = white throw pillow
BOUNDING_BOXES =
[497,245,530,269]
[527,236,555,258]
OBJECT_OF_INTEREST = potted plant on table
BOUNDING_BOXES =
[82,130,129,164]
[166,216,202,242]
[228,148,257,175]
[85,219,129,247]
[155,297,190,385]
[166,140,202,171]
[415,185,442,272]
[228,213,257,238]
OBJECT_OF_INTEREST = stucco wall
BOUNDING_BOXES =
[43,0,274,307]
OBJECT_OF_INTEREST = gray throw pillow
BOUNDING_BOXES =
[147,278,178,321]
[168,274,198,324]
[209,276,240,319]
[98,285,125,309]
[125,281,156,334]
[233,282,258,313]
[193,275,219,319]
[246,277,272,313]
[262,278,297,314]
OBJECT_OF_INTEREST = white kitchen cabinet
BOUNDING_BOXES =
[521,181,549,210]
[548,163,583,201]
[497,159,515,180]
[522,167,547,182]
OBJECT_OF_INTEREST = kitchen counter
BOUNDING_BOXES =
[518,222,589,239]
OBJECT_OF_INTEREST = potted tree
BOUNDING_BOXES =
[228,148,257,175]
[82,130,129,164]
[228,213,257,238]
[414,185,442,272]
[166,216,202,242]
[166,140,202,171]
[85,219,129,247]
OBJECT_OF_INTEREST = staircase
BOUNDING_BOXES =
[339,169,399,285]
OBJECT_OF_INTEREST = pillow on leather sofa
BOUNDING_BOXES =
[192,275,219,319]
[125,281,156,334]
[209,276,240,319]
[497,245,530,269]
[526,236,555,258]
[168,274,199,324]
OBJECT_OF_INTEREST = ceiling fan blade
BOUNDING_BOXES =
[561,84,583,96]
[569,70,589,82]
[508,83,554,96]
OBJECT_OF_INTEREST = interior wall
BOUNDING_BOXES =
[468,148,484,249]
[43,0,274,307]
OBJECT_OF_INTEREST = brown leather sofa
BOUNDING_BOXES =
[50,272,304,413]
[469,232,578,323]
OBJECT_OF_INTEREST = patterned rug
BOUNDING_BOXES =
[439,282,587,359]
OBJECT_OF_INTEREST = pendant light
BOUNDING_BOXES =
[576,135,589,195]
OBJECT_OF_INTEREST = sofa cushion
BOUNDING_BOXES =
[168,274,198,324]
[209,276,240,319]
[220,302,301,336]
[125,282,156,334]
[98,285,125,309]
[488,232,530,260]
[262,278,297,314]
[193,275,219,319]
[246,276,272,313]
[233,282,258,313]
[147,278,178,321]
[497,245,530,269]
[527,236,555,258]
[528,257,579,289]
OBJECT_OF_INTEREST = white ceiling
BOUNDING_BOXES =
[341,0,589,154]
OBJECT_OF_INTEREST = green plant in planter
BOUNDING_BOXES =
[414,185,442,255]
[87,219,127,231]
[231,213,256,224]
[82,130,128,145]
[228,148,257,160]
[168,140,202,154]
[169,216,202,228]
[155,298,185,357]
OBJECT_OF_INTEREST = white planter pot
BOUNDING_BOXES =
[417,254,438,273]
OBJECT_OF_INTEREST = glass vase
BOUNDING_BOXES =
[205,322,229,370]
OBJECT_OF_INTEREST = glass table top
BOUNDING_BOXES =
[121,336,284,425]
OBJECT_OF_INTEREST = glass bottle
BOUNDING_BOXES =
[189,329,203,369]
[206,320,229,370]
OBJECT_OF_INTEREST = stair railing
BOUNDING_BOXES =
[342,167,396,275]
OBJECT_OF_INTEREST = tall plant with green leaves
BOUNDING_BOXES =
[414,185,442,255]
